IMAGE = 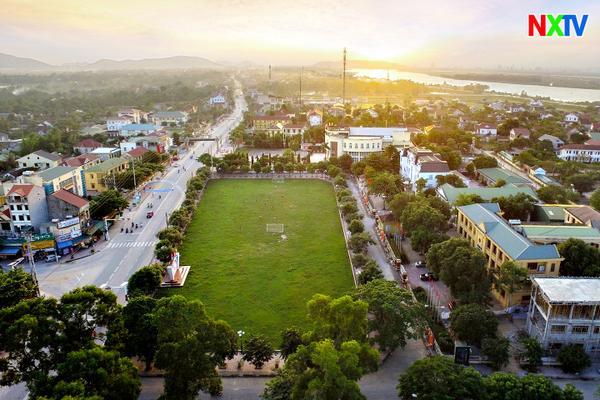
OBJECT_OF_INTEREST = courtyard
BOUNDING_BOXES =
[173,179,354,345]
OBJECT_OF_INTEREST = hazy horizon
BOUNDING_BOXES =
[1,0,598,71]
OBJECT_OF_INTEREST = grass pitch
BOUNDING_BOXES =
[174,179,353,345]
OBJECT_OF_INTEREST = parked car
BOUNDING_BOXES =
[45,254,61,262]
[420,272,438,281]
[146,211,154,218]
[415,260,427,268]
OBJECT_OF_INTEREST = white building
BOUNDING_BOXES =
[5,184,48,233]
[557,142,600,163]
[325,127,411,162]
[118,108,146,124]
[151,111,189,126]
[307,111,322,127]
[17,150,62,170]
[509,128,530,141]
[565,113,580,123]
[475,123,497,137]
[209,95,226,106]
[90,147,122,161]
[527,277,600,356]
[106,117,132,132]
[119,124,160,137]
[400,147,451,190]
[538,134,565,149]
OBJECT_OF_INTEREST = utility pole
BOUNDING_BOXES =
[342,47,347,105]
[25,233,40,296]
[131,158,137,189]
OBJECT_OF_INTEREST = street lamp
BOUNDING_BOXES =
[237,330,245,353]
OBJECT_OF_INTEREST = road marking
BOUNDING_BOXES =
[106,240,157,249]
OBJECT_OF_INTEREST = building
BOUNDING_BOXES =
[532,204,567,224]
[510,128,531,141]
[475,123,497,137]
[282,124,306,137]
[538,134,565,150]
[17,150,61,170]
[307,110,322,126]
[564,206,600,229]
[47,189,90,223]
[123,147,149,161]
[118,124,160,137]
[62,153,101,169]
[125,133,172,153]
[476,167,532,186]
[564,113,579,123]
[90,147,121,161]
[325,127,412,162]
[33,166,86,197]
[151,111,189,126]
[516,224,600,248]
[118,108,146,124]
[457,203,563,307]
[106,117,132,132]
[84,157,130,194]
[401,147,450,190]
[437,183,538,205]
[74,139,103,154]
[209,95,226,106]
[557,142,600,163]
[527,277,600,356]
[6,184,48,233]
[252,115,292,131]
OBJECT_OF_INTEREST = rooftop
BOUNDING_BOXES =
[38,166,77,182]
[120,123,159,131]
[438,183,538,204]
[85,157,128,173]
[348,127,408,138]
[91,147,120,154]
[126,147,149,158]
[520,225,600,240]
[565,206,600,224]
[254,115,291,121]
[477,167,531,185]
[7,184,35,197]
[533,205,566,222]
[153,111,187,117]
[75,139,103,148]
[62,153,100,167]
[559,143,600,151]
[50,189,89,209]
[20,150,62,162]
[533,277,600,304]
[458,202,561,261]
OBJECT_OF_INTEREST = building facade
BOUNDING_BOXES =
[401,147,450,190]
[6,184,48,233]
[17,150,61,170]
[325,127,411,162]
[84,157,130,194]
[558,143,600,163]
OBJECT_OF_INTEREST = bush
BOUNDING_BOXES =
[336,189,352,200]
[348,232,374,254]
[348,219,364,234]
[519,337,543,372]
[357,261,384,285]
[242,335,274,369]
[334,175,347,187]
[557,344,591,374]
[340,201,358,216]
[127,264,163,298]
[449,304,498,345]
[481,336,510,370]
[344,212,363,224]
[351,253,369,268]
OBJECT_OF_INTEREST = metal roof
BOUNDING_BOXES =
[533,277,600,304]
[458,203,561,261]
[85,157,128,173]
[521,225,600,240]
[38,166,77,182]
[438,183,538,204]
[477,168,531,185]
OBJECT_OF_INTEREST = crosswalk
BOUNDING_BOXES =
[106,240,158,249]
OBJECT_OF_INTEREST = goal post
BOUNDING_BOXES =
[272,177,285,184]
[266,223,284,233]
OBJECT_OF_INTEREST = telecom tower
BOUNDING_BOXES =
[299,67,303,108]
[342,47,347,105]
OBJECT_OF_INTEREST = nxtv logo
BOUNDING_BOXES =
[528,14,589,36]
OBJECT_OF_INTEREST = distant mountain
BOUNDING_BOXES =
[0,53,52,70]
[80,56,222,71]
[313,59,409,70]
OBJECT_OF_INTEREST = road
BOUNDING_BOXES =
[36,81,246,303]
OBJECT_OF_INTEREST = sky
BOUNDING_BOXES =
[0,0,598,71]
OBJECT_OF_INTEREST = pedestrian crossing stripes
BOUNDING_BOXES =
[106,240,158,249]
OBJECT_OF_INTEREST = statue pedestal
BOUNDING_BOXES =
[160,265,191,288]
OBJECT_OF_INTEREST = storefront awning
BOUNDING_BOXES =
[85,221,105,236]
[57,240,73,250]
[0,247,21,256]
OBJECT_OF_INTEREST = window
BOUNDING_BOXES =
[572,325,589,334]
[25,215,30,221]
[16,205,22,211]
[9,205,14,210]
[24,205,28,211]
[528,263,538,271]
[550,263,555,273]
[11,215,16,221]
[18,215,24,221]
[551,325,566,334]
[593,326,600,335]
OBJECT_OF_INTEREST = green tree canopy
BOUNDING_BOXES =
[122,296,158,371]
[0,267,38,309]
[558,238,600,277]
[242,334,274,369]
[491,193,535,221]
[449,304,498,345]
[127,264,163,298]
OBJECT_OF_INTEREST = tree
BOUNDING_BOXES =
[426,237,470,274]
[481,337,510,370]
[558,239,600,277]
[493,261,528,302]
[367,172,403,201]
[157,227,183,247]
[409,227,447,254]
[519,336,543,372]
[52,346,141,400]
[334,175,347,188]
[397,356,485,400]
[338,154,353,172]
[348,219,364,234]
[327,164,341,178]
[153,296,236,399]
[557,344,591,374]
[491,193,535,220]
[348,232,374,254]
[483,372,583,400]
[566,173,595,193]
[0,267,38,309]
[122,296,158,371]
[280,328,303,359]
[415,177,427,192]
[127,264,163,298]
[388,192,415,220]
[493,178,507,187]
[351,161,366,176]
[590,188,600,211]
[450,304,498,345]
[436,173,466,188]
[340,201,358,216]
[454,193,485,206]
[472,155,498,169]
[242,335,274,369]
[400,201,447,234]
[89,189,128,219]
[198,153,213,167]
[357,261,384,285]
[354,279,424,352]
[537,185,579,204]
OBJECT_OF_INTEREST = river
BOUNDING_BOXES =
[351,69,600,103]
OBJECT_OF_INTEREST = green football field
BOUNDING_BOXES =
[173,179,354,346]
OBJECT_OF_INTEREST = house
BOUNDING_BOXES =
[209,95,226,106]
[47,189,90,223]
[325,127,411,162]
[90,147,121,161]
[365,109,379,119]
[401,147,450,190]
[62,153,101,169]
[517,224,600,248]
[282,124,306,137]
[557,142,600,163]
[307,110,322,126]
[252,115,292,131]
[564,206,600,229]
[475,123,497,137]
[508,105,526,114]
[437,183,538,205]
[6,184,49,233]
[457,203,563,307]
[151,111,189,126]
[84,157,130,194]
[538,134,565,150]
[17,150,61,170]
[564,113,579,123]
[36,121,53,136]
[476,167,532,186]
[106,117,132,132]
[527,277,600,356]
[118,108,146,124]
[18,166,86,197]
[123,147,149,161]
[488,101,505,111]
[128,133,172,153]
[74,139,103,154]
[509,128,531,141]
[118,123,160,137]
[530,100,544,108]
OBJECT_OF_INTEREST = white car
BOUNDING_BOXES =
[46,254,61,262]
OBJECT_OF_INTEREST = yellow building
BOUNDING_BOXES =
[252,115,291,131]
[456,203,563,308]
[84,157,130,194]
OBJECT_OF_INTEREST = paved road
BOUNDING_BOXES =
[37,80,246,303]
